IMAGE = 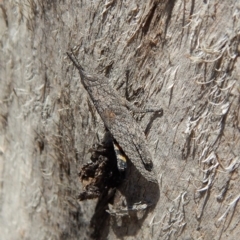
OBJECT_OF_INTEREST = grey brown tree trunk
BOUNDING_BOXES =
[0,1,239,239]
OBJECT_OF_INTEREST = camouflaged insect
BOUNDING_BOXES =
[67,52,159,184]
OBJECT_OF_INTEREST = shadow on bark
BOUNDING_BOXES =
[78,132,160,239]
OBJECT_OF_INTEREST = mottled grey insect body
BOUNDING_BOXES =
[67,52,158,184]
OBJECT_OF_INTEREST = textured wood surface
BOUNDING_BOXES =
[0,1,240,239]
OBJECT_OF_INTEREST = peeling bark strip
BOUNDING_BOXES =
[67,52,159,184]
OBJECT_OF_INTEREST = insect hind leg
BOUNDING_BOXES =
[113,141,127,174]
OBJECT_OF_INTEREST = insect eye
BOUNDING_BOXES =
[144,162,153,171]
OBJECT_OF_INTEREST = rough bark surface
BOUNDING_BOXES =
[0,0,240,239]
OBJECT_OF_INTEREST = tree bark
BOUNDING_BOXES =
[0,0,239,239]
